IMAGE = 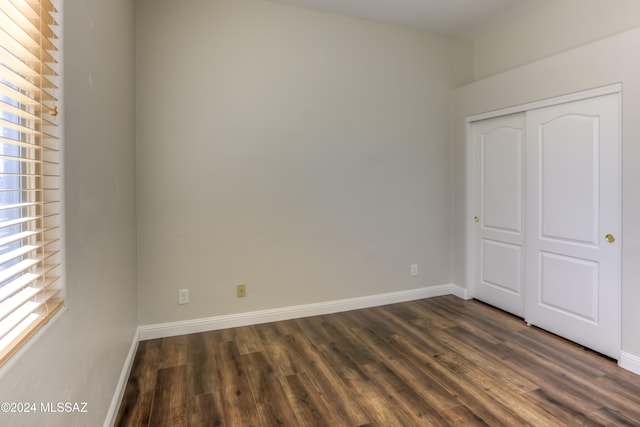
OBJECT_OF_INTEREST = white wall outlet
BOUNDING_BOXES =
[410,264,418,277]
[178,288,189,305]
[237,284,246,298]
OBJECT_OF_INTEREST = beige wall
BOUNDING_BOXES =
[474,0,640,79]
[136,0,472,325]
[0,0,138,426]
[454,27,640,357]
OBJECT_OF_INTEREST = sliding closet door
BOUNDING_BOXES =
[471,113,526,317]
[525,93,620,359]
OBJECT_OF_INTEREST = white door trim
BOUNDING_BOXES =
[465,83,622,301]
[466,83,622,123]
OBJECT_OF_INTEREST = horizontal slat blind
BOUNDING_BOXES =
[0,0,62,366]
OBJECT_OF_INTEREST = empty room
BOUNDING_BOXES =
[2,0,640,425]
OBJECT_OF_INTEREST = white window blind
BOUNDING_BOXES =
[0,0,62,366]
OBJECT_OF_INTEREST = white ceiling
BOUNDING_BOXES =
[268,0,560,38]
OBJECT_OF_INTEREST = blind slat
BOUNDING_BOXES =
[0,258,39,286]
[0,299,41,340]
[0,245,38,266]
[0,76,56,104]
[0,57,56,89]
[0,135,41,150]
[0,118,57,138]
[0,271,40,303]
[0,3,56,52]
[0,285,41,321]
[0,229,41,248]
[0,154,43,164]
[23,0,58,25]
[0,46,57,80]
[0,36,56,78]
[16,0,58,27]
[0,10,56,63]
[43,276,58,289]
[0,100,43,123]
[0,239,59,266]
[0,202,38,211]
[0,62,51,95]
[0,216,38,229]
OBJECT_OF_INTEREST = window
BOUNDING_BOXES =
[0,0,62,365]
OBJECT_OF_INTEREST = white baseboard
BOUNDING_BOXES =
[619,351,640,376]
[450,283,470,300]
[139,284,465,341]
[103,328,140,427]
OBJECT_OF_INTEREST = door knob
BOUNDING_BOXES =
[605,234,615,243]
[474,216,479,223]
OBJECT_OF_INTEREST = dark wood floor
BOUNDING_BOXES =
[115,296,640,426]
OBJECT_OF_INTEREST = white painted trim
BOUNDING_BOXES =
[619,351,640,376]
[464,118,475,300]
[139,285,463,340]
[466,83,622,123]
[450,284,470,300]
[103,328,140,427]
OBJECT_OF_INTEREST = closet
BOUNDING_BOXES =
[469,88,621,359]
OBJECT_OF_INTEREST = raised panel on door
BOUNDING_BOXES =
[472,113,525,317]
[539,252,599,322]
[540,115,599,245]
[525,93,620,359]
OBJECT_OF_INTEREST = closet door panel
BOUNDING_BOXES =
[471,113,525,317]
[525,93,620,359]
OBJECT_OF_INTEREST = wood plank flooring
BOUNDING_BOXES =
[115,296,640,426]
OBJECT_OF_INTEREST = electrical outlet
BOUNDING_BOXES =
[410,264,418,277]
[237,284,246,298]
[179,288,189,304]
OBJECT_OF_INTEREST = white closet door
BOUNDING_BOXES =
[471,113,526,317]
[525,93,620,359]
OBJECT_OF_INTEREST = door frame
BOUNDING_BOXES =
[465,83,622,316]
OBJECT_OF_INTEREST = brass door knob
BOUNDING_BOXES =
[605,234,615,243]
[474,216,480,223]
